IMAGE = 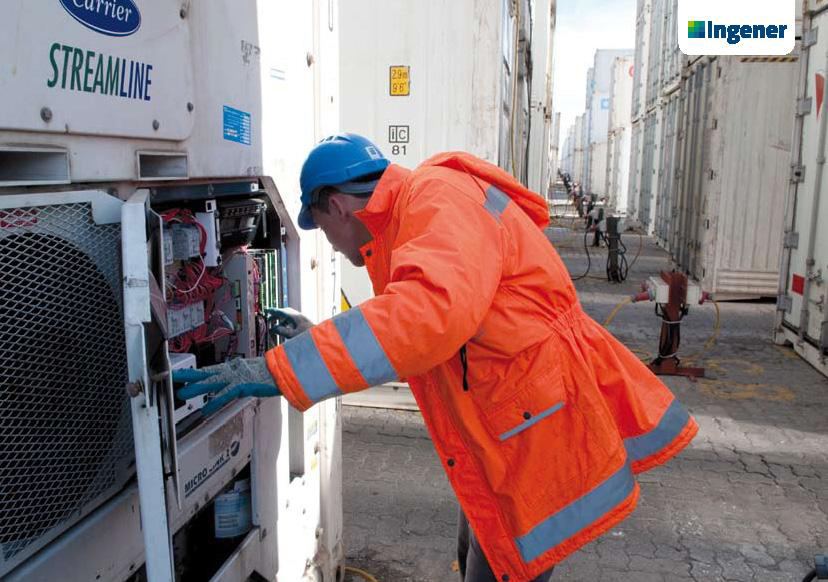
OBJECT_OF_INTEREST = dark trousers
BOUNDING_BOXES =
[457,510,554,582]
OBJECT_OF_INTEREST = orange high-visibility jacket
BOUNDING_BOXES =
[266,152,698,581]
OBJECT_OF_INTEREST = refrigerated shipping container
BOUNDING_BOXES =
[658,0,684,94]
[672,55,798,299]
[607,57,634,213]
[589,141,609,196]
[653,91,681,250]
[627,118,646,222]
[585,50,634,195]
[340,0,554,189]
[0,1,343,581]
[631,0,652,122]
[775,3,828,378]
[574,114,586,184]
[638,107,662,235]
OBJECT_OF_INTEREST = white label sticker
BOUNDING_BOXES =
[678,0,795,56]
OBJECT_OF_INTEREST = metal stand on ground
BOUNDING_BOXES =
[648,271,706,378]
[606,217,622,283]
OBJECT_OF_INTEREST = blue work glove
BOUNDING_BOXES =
[265,307,314,340]
[173,357,280,417]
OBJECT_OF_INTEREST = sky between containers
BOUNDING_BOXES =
[553,0,636,151]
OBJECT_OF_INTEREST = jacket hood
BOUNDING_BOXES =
[421,152,550,229]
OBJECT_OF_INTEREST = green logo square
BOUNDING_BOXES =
[688,20,706,38]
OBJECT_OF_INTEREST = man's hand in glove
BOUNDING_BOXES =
[265,307,314,339]
[173,357,279,416]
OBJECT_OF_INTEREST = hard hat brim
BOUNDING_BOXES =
[298,205,316,230]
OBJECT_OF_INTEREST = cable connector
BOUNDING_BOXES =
[631,290,652,303]
[631,281,653,303]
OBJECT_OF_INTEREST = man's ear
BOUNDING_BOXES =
[327,193,349,220]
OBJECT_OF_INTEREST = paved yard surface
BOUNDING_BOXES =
[341,212,828,582]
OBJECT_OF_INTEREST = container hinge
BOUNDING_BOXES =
[792,164,806,183]
[804,27,819,48]
[783,230,800,249]
[797,97,813,116]
[777,294,793,313]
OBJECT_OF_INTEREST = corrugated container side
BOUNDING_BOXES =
[660,0,684,92]
[627,119,645,221]
[607,57,634,212]
[677,59,717,278]
[639,107,662,234]
[589,141,609,196]
[608,128,632,213]
[675,56,797,298]
[645,0,664,111]
[631,0,652,120]
[653,93,680,250]
[775,6,828,377]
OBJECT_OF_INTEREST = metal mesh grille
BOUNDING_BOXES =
[0,202,133,569]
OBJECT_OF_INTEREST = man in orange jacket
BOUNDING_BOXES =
[176,134,698,582]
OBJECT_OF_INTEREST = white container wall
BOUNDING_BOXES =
[639,108,662,234]
[0,1,343,580]
[549,111,562,191]
[606,57,634,213]
[653,91,681,250]
[339,0,552,309]
[527,0,557,196]
[673,55,798,299]
[631,0,652,122]
[627,118,645,221]
[589,141,609,196]
[660,0,684,92]
[644,0,664,111]
[573,114,586,184]
[775,4,828,378]
[585,49,634,196]
[340,0,550,184]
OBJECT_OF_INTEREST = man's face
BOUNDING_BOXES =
[311,198,367,267]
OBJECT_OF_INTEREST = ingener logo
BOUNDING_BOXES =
[678,0,794,56]
[685,20,789,44]
[59,0,142,37]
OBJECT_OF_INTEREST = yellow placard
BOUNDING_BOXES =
[390,66,410,96]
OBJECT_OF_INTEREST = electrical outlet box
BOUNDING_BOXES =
[647,276,702,305]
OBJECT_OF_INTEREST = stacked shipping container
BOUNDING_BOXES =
[775,1,828,378]
[606,56,635,213]
[627,0,652,224]
[626,0,800,300]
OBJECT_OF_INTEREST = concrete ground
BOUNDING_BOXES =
[341,205,828,582]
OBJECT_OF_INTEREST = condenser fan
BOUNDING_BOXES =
[0,200,134,575]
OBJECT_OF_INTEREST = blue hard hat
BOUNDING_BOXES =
[298,133,390,230]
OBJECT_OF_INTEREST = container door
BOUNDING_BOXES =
[782,14,828,349]
[121,190,175,582]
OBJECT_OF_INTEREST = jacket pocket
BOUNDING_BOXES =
[482,366,567,442]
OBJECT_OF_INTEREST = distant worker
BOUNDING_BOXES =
[573,182,584,217]
[588,198,607,247]
[175,134,697,582]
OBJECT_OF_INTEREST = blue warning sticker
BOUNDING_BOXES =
[223,105,251,145]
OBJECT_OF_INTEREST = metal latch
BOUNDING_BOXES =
[777,294,793,313]
[792,164,806,183]
[804,27,819,48]
[797,97,813,116]
[784,231,800,249]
